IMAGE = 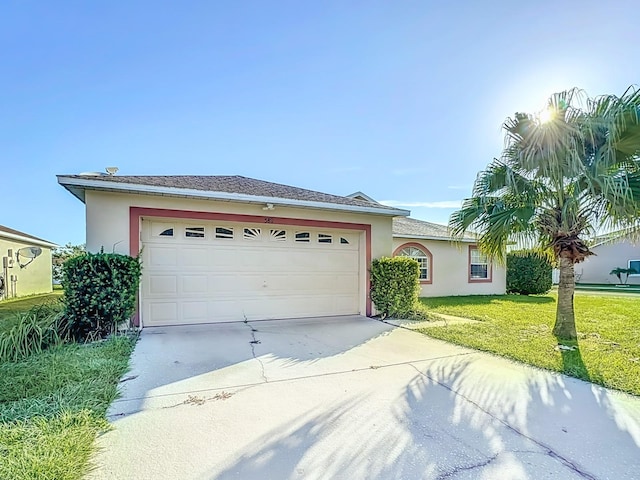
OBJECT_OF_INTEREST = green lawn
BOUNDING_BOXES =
[0,292,64,334]
[418,293,640,396]
[0,330,135,479]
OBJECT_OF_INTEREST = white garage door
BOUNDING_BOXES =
[140,219,362,326]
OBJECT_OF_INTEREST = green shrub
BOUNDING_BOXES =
[0,304,68,363]
[506,250,553,295]
[370,256,421,318]
[62,252,142,340]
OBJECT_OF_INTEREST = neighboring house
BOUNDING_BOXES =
[576,231,640,285]
[57,174,505,327]
[0,225,56,300]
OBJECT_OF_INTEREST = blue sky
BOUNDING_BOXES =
[1,1,638,246]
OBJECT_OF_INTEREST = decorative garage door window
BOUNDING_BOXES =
[147,222,356,248]
[185,227,205,238]
[295,232,310,242]
[243,228,262,240]
[318,233,332,244]
[270,229,287,242]
[215,227,234,239]
[398,246,429,281]
[150,222,176,238]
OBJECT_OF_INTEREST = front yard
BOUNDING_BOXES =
[0,293,135,480]
[419,293,640,396]
[0,292,64,334]
[0,337,135,480]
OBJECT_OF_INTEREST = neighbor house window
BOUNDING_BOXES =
[394,243,432,283]
[469,246,491,281]
[629,260,640,275]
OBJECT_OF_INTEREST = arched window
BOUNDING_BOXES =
[394,243,432,283]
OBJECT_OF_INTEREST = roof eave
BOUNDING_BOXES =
[393,233,476,243]
[57,176,411,217]
[0,230,57,248]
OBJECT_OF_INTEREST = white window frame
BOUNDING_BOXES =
[396,245,431,282]
[469,246,491,281]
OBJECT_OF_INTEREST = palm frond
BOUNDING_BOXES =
[451,85,640,264]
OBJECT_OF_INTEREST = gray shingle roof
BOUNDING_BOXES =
[58,175,404,212]
[393,217,475,241]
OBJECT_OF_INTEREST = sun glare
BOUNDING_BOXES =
[538,108,553,124]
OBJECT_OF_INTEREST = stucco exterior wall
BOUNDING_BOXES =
[85,190,394,259]
[578,239,640,285]
[392,237,506,297]
[85,190,396,317]
[0,238,53,298]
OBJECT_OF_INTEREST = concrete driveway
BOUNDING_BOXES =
[90,316,640,480]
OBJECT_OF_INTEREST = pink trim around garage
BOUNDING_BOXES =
[129,206,373,325]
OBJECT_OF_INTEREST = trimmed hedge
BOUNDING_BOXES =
[506,251,552,295]
[62,252,142,339]
[370,256,420,317]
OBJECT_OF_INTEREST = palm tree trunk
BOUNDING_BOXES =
[553,256,577,340]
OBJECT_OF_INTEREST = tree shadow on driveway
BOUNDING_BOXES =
[96,320,640,480]
[209,343,640,479]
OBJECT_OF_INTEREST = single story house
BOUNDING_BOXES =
[0,225,56,300]
[575,231,640,285]
[57,174,505,327]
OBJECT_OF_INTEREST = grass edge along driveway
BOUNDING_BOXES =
[0,335,136,480]
[418,293,640,396]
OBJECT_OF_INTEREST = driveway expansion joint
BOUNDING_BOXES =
[243,318,269,383]
[407,363,598,480]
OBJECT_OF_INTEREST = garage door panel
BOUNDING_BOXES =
[214,297,268,320]
[208,274,264,293]
[180,247,210,268]
[141,220,363,326]
[237,248,267,268]
[208,247,239,268]
[148,276,178,295]
[182,275,208,294]
[262,273,355,293]
[148,247,178,267]
[182,302,208,321]
[148,302,177,325]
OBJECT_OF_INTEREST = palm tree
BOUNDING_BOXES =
[450,87,640,340]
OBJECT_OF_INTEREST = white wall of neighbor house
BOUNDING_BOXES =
[84,190,394,259]
[0,238,53,297]
[392,237,506,297]
[578,239,640,285]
